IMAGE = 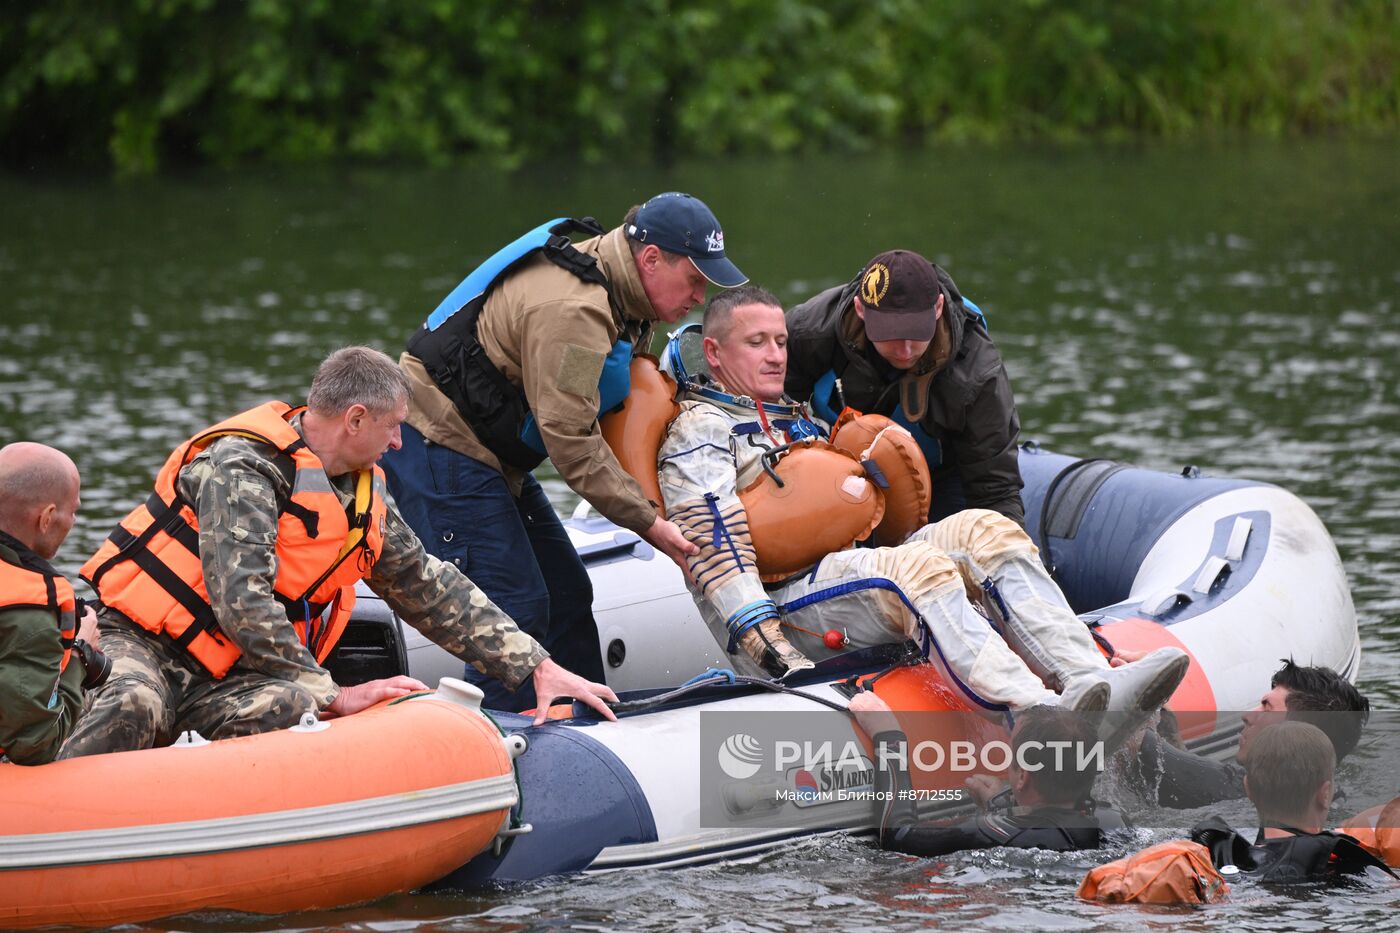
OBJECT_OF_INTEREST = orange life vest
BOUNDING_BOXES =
[739,441,885,581]
[0,554,77,678]
[0,550,77,758]
[81,402,387,678]
[601,356,886,578]
[600,353,680,517]
[1341,796,1400,868]
[829,410,932,547]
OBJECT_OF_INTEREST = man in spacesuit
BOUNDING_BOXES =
[656,285,1189,723]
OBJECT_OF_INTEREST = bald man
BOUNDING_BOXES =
[0,443,109,764]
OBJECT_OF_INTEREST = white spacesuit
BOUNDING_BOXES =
[657,325,1187,719]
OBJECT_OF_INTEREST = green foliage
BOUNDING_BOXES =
[1,0,1396,174]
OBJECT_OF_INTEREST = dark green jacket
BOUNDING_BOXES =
[785,266,1025,525]
[0,531,85,765]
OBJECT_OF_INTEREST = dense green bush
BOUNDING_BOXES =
[2,0,1396,174]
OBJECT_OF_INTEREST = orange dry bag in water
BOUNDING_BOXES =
[1077,840,1228,905]
[829,411,931,547]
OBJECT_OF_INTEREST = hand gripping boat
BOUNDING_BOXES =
[0,681,521,929]
[340,443,1359,883]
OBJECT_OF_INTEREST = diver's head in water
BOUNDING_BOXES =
[1238,660,1370,766]
[1244,720,1335,835]
[1007,706,1102,810]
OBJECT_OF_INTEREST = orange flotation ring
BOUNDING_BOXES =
[600,354,681,517]
[829,411,931,547]
[740,441,885,581]
[1341,795,1400,867]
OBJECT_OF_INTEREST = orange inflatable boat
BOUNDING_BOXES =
[0,679,520,929]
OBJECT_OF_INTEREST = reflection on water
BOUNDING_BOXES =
[2,139,1397,929]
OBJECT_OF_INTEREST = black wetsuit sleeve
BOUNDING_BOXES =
[884,816,1007,858]
[870,730,1005,857]
[1146,731,1248,808]
[871,730,920,837]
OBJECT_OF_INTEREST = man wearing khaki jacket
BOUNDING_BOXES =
[388,193,747,710]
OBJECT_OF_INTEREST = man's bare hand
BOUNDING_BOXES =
[325,675,428,718]
[76,604,99,646]
[531,658,619,725]
[964,774,1010,811]
[643,515,700,572]
[1109,647,1148,668]
[848,690,903,738]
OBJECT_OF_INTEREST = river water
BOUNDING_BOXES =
[2,140,1397,929]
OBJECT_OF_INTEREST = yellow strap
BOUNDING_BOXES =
[334,470,374,561]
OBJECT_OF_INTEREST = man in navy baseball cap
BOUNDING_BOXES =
[625,192,748,288]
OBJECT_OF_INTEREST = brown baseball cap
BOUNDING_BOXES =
[854,249,941,342]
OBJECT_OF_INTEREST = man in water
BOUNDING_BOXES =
[1126,657,1370,808]
[1189,720,1395,883]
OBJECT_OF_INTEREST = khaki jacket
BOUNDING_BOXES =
[403,226,659,534]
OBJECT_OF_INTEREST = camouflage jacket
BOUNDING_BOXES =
[175,420,548,706]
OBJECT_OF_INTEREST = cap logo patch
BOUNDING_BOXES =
[861,263,891,307]
[705,229,725,253]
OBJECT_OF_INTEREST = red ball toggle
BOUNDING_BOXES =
[823,629,848,650]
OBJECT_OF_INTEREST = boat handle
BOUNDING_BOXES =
[1140,588,1191,617]
[1223,516,1253,561]
[1191,556,1232,595]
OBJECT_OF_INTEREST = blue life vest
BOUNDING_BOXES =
[406,216,636,470]
[427,218,567,331]
[519,338,635,455]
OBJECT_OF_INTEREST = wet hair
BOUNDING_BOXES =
[701,284,784,344]
[1272,659,1370,760]
[1245,720,1335,824]
[1012,706,1102,807]
[306,346,409,417]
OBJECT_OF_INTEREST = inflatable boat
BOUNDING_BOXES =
[328,444,1359,883]
[0,681,521,929]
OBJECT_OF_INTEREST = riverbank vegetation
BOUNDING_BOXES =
[3,0,1396,175]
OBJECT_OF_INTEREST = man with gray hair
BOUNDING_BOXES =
[62,346,615,758]
[1,443,110,764]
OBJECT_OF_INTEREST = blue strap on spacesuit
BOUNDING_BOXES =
[778,578,1009,712]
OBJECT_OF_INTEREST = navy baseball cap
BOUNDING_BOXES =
[625,192,748,288]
